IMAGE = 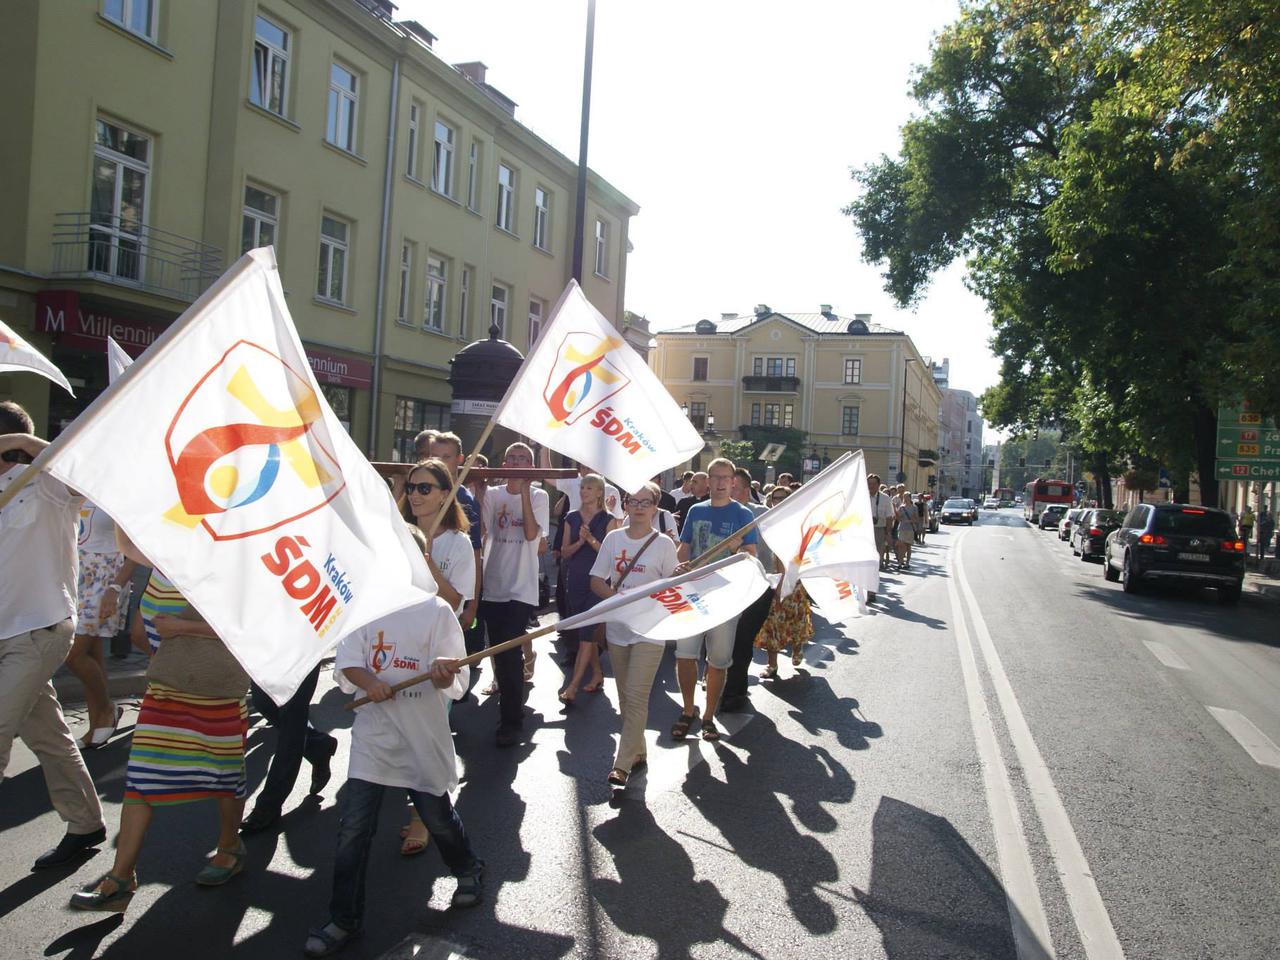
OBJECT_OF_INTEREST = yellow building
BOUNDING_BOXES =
[652,306,942,490]
[0,0,637,458]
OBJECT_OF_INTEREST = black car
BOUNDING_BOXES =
[1038,504,1068,530]
[1103,502,1245,603]
[941,498,976,525]
[1072,508,1124,561]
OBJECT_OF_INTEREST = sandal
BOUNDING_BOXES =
[607,768,629,788]
[195,839,246,886]
[582,678,604,693]
[400,832,429,857]
[701,718,722,742]
[558,690,576,707]
[69,871,138,912]
[79,704,124,751]
[523,651,537,682]
[481,680,499,697]
[304,922,360,958]
[670,708,700,740]
[760,665,779,680]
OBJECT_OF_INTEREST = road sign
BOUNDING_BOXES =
[1215,461,1280,481]
[760,442,787,463]
[1216,403,1280,479]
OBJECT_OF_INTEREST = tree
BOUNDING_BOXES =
[717,439,757,469]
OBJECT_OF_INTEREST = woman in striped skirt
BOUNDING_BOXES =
[71,537,250,912]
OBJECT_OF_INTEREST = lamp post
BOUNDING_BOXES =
[897,357,916,484]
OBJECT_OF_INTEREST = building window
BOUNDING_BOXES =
[783,403,794,428]
[459,266,471,338]
[104,0,157,42]
[432,120,454,196]
[396,242,412,324]
[842,406,860,436]
[495,164,515,232]
[967,420,973,433]
[490,283,508,335]
[317,215,349,303]
[528,298,544,349]
[406,101,421,179]
[89,118,150,282]
[466,141,480,211]
[752,357,762,376]
[241,184,278,255]
[754,356,795,378]
[250,15,289,116]
[594,218,608,277]
[533,187,550,250]
[692,357,708,381]
[763,402,781,426]
[321,384,352,433]
[750,402,761,426]
[843,358,862,384]
[392,397,449,463]
[424,255,446,330]
[326,63,358,153]
[689,401,707,431]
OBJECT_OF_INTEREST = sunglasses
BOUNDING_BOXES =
[625,498,655,508]
[2,449,33,464]
[405,481,445,495]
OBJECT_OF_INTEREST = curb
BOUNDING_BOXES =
[52,662,150,705]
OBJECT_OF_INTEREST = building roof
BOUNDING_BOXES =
[655,310,903,337]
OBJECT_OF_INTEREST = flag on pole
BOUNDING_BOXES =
[756,449,879,600]
[555,553,769,641]
[802,574,864,622]
[493,281,704,493]
[38,248,434,705]
[105,336,132,383]
[0,318,75,395]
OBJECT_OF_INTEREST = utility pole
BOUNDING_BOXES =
[570,0,597,285]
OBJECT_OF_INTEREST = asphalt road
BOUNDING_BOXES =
[2,511,1277,959]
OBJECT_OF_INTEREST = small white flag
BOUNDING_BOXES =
[105,336,133,384]
[0,319,74,395]
[494,281,704,494]
[802,575,865,621]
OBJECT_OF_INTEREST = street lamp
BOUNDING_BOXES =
[706,410,716,433]
[898,357,916,484]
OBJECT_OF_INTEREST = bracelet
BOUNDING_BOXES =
[106,583,124,593]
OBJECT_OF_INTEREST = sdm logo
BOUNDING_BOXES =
[541,331,631,428]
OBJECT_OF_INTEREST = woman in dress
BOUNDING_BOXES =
[554,474,620,705]
[70,533,250,912]
[754,486,814,679]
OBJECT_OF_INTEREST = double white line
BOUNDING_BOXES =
[947,534,1125,960]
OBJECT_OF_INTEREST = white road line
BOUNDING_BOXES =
[1142,640,1191,671]
[955,538,1127,960]
[946,535,1056,960]
[1206,707,1280,769]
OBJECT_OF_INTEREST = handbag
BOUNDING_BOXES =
[147,628,249,700]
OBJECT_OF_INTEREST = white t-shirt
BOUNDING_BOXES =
[334,597,468,795]
[1,467,82,638]
[548,475,625,519]
[481,485,550,606]
[589,526,679,647]
[871,491,896,527]
[430,528,475,614]
[77,502,120,556]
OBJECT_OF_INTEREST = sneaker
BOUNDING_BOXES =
[451,864,485,908]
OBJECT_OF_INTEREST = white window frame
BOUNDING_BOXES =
[432,119,455,196]
[459,266,471,338]
[466,141,480,211]
[528,298,544,349]
[496,163,515,232]
[842,405,860,436]
[424,255,446,331]
[783,403,794,428]
[89,118,151,282]
[843,357,862,385]
[490,283,508,335]
[326,62,358,153]
[103,0,157,42]
[764,402,780,426]
[317,214,350,304]
[533,187,550,250]
[406,101,421,179]
[594,218,609,277]
[396,241,412,324]
[250,14,289,116]
[241,184,279,255]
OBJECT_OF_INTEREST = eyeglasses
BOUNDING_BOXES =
[1,449,32,464]
[624,498,655,508]
[405,481,444,495]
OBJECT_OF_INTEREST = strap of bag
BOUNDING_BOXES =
[614,532,660,591]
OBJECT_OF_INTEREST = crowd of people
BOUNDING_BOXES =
[1,403,921,956]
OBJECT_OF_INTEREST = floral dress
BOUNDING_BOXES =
[754,583,813,665]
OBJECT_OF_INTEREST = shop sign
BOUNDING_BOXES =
[451,398,499,416]
[36,290,164,356]
[305,346,372,389]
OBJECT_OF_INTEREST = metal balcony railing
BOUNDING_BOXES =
[742,374,801,392]
[51,213,223,301]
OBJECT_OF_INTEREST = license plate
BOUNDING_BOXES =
[1177,552,1209,562]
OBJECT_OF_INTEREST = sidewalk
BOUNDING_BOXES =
[1244,564,1280,603]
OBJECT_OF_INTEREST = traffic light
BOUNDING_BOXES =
[1019,457,1026,467]
[928,475,937,487]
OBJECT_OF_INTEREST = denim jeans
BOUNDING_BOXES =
[249,664,335,813]
[329,777,481,932]
[480,599,532,731]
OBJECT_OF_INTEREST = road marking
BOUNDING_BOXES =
[1142,640,1191,671]
[945,534,1056,960]
[954,538,1127,960]
[1206,707,1280,769]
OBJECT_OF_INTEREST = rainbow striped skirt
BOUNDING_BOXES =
[124,684,248,805]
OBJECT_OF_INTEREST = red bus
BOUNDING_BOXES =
[1023,478,1073,523]
[993,487,1015,506]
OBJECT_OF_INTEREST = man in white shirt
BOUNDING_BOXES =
[668,470,694,501]
[0,401,107,869]
[867,473,896,602]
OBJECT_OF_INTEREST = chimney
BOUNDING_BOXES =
[398,20,436,47]
[720,312,738,321]
[453,61,487,84]
[820,304,834,318]
[754,303,771,318]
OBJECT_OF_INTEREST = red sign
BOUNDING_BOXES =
[305,346,372,389]
[36,290,166,357]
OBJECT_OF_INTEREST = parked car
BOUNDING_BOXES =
[1103,502,1245,603]
[1058,507,1086,541]
[999,498,1014,508]
[941,498,977,525]
[1073,508,1124,560]
[1038,504,1068,530]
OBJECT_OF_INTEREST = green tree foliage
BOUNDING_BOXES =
[717,439,757,468]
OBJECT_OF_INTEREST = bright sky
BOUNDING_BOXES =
[401,0,1000,430]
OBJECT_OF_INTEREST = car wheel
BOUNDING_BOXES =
[1218,583,1242,606]
[1121,553,1141,593]
[1103,552,1120,581]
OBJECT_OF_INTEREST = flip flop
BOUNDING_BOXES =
[582,680,604,693]
[400,832,429,856]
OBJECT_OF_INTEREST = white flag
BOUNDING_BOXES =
[802,574,866,622]
[756,449,879,599]
[39,248,434,705]
[0,318,74,395]
[106,336,132,383]
[494,281,703,494]
[555,553,769,641]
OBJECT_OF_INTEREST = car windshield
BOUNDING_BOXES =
[1093,510,1124,525]
[1152,509,1235,537]
[944,500,966,507]
[1046,506,1066,514]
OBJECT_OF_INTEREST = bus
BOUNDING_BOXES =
[1023,478,1073,523]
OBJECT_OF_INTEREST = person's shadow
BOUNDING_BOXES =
[765,675,884,753]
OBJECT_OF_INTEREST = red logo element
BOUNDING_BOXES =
[370,631,395,674]
[542,331,630,427]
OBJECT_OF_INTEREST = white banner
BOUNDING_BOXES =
[39,249,434,705]
[494,281,704,494]
[0,318,74,395]
[556,552,769,641]
[802,574,866,621]
[756,449,879,599]
[106,336,132,384]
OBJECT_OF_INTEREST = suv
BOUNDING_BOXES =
[1103,503,1245,603]
[1038,504,1068,530]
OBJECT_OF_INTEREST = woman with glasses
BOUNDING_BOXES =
[554,474,619,706]
[589,483,679,788]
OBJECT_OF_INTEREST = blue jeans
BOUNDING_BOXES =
[249,664,335,813]
[329,777,480,932]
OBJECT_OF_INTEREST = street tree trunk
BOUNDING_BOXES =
[1193,401,1219,508]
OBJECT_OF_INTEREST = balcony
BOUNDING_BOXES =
[742,374,801,392]
[51,213,223,302]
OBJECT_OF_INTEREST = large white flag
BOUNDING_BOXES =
[494,281,703,493]
[39,248,434,704]
[756,449,879,600]
[0,318,75,395]
[555,553,769,641]
[105,336,132,383]
[802,574,865,622]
